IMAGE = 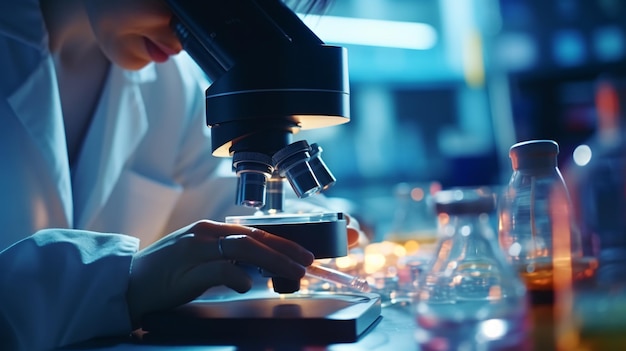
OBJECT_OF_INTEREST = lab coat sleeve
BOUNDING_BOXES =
[0,229,139,351]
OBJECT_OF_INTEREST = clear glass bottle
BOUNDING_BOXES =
[498,140,596,304]
[414,187,529,351]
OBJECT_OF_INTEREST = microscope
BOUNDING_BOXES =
[165,0,350,293]
[139,1,381,343]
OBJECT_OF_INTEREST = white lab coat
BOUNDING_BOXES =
[0,1,251,349]
[0,230,139,351]
[0,31,246,251]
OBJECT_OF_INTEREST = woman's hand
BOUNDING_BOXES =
[126,220,315,326]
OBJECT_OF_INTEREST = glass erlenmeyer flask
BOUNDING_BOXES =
[386,182,439,249]
[413,187,529,351]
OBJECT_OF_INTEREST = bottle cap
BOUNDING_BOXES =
[509,140,559,170]
[434,187,495,215]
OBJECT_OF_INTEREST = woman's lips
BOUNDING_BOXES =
[144,37,177,63]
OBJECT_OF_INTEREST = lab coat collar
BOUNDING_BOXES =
[7,58,156,230]
[73,64,153,229]
[7,57,73,228]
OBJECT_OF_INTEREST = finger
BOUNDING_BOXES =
[347,228,360,248]
[219,235,308,280]
[175,221,241,262]
[172,232,223,263]
[242,228,315,265]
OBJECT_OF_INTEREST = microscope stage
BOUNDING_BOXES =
[141,290,382,345]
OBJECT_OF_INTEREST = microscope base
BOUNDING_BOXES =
[141,290,382,345]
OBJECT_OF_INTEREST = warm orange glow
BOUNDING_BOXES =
[596,81,621,132]
[498,211,509,233]
[438,213,450,226]
[364,253,387,274]
[489,285,502,299]
[520,267,553,290]
[300,278,311,293]
[429,181,442,196]
[335,255,357,270]
[366,241,398,256]
[301,228,441,295]
[411,187,425,201]
[393,244,407,257]
[404,240,420,254]
[529,247,549,259]
[316,258,332,265]
[550,187,578,350]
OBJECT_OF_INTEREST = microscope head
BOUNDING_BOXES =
[165,0,350,209]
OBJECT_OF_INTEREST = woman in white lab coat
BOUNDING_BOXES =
[0,0,343,350]
[1,0,249,251]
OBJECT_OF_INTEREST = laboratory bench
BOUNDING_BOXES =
[60,289,626,351]
[59,285,626,351]
[59,240,626,351]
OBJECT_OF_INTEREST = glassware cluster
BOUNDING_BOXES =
[413,187,529,350]
[299,139,609,349]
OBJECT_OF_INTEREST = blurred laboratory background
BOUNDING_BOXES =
[290,0,626,242]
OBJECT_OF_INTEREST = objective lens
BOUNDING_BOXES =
[263,173,286,213]
[285,161,321,198]
[236,172,267,208]
[308,143,335,191]
[233,152,273,208]
[273,140,325,198]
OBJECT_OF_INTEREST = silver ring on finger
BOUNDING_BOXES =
[217,236,226,259]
